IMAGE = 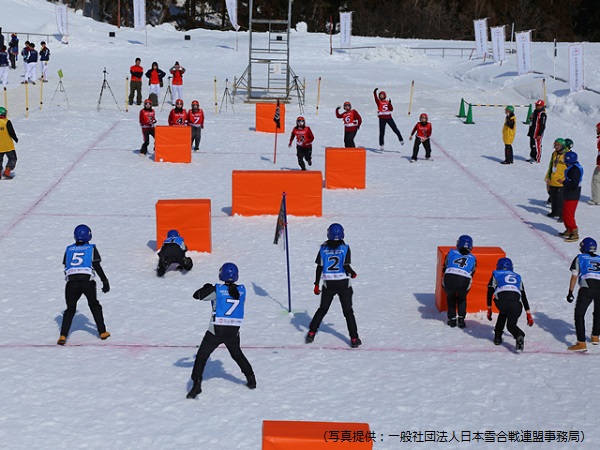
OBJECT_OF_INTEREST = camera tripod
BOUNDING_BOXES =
[97,67,121,111]
[219,78,234,113]
[50,69,69,107]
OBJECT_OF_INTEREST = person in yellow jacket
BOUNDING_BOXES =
[501,105,516,164]
[545,138,569,220]
[0,106,19,179]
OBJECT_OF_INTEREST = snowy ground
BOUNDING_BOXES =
[1,1,600,449]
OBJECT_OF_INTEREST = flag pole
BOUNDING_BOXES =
[273,99,280,164]
[282,192,292,313]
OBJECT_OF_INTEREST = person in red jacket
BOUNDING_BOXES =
[335,101,362,148]
[409,113,433,162]
[187,100,204,151]
[138,99,156,156]
[169,61,185,105]
[288,116,315,170]
[128,57,143,106]
[373,88,404,150]
[168,99,187,126]
[144,62,166,106]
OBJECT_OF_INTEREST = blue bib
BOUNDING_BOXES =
[64,243,95,278]
[213,283,246,326]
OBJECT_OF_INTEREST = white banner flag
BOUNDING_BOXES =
[569,44,584,93]
[340,12,352,49]
[515,31,533,75]
[55,4,68,37]
[473,19,488,59]
[225,0,239,31]
[133,0,146,31]
[491,26,506,63]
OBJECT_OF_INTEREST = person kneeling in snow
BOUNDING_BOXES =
[156,229,193,277]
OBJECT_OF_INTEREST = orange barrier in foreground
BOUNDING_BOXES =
[232,170,322,216]
[155,125,192,163]
[155,199,211,252]
[263,420,373,450]
[256,102,286,133]
[325,147,366,189]
[435,246,506,313]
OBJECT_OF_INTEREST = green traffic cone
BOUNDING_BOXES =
[524,104,533,124]
[457,98,466,118]
[465,104,474,124]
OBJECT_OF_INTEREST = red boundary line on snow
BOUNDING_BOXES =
[0,121,121,243]
[430,138,571,263]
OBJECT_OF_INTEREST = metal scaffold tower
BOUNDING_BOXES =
[234,0,304,107]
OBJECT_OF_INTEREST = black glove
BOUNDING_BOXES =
[373,88,378,94]
[566,291,574,303]
[102,280,110,293]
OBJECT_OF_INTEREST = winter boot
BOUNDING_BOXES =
[493,332,503,345]
[592,335,599,345]
[558,229,570,237]
[515,336,524,352]
[457,317,466,328]
[350,337,362,348]
[568,341,587,352]
[305,331,316,344]
[3,168,13,179]
[99,331,111,340]
[565,228,579,242]
[57,335,67,346]
[186,379,202,399]
[246,374,257,389]
[447,318,457,328]
[182,257,193,271]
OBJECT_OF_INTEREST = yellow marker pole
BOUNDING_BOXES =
[25,82,29,118]
[3,87,7,110]
[125,77,129,112]
[407,80,414,116]
[315,77,321,116]
[542,78,546,105]
[214,77,218,114]
[40,77,44,110]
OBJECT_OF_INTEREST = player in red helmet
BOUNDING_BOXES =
[373,87,404,150]
[138,99,156,156]
[527,99,547,163]
[288,116,315,170]
[335,101,362,147]
[408,113,432,162]
[187,100,205,151]
[168,99,187,126]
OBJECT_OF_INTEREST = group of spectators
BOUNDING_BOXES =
[0,30,50,87]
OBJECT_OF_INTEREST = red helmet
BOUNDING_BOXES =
[596,122,600,130]
[378,91,387,100]
[144,99,152,107]
[343,101,351,110]
[420,113,428,121]
[191,100,199,108]
[296,116,305,127]
[535,99,545,107]
[175,99,184,107]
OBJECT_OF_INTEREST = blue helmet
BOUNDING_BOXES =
[219,262,239,282]
[167,229,180,238]
[580,237,597,254]
[456,235,473,251]
[496,257,513,271]
[327,223,344,240]
[565,151,578,165]
[74,224,92,242]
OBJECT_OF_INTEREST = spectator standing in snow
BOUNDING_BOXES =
[169,61,185,105]
[335,101,362,148]
[145,62,166,106]
[0,45,9,87]
[8,33,18,69]
[39,41,50,82]
[128,57,143,106]
[590,123,600,205]
[501,105,516,164]
[186,263,256,399]
[409,113,432,162]
[288,116,314,170]
[373,87,404,150]
[527,99,546,163]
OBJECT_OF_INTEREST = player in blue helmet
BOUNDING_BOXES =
[57,225,111,345]
[487,257,533,351]
[566,236,600,351]
[156,229,193,277]
[561,150,583,242]
[442,235,477,328]
[187,263,255,399]
[306,223,361,348]
[219,262,239,282]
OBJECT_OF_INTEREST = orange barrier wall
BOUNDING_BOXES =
[155,199,211,252]
[155,125,192,163]
[232,170,322,216]
[435,246,506,313]
[325,147,366,189]
[263,421,373,450]
[256,103,286,133]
